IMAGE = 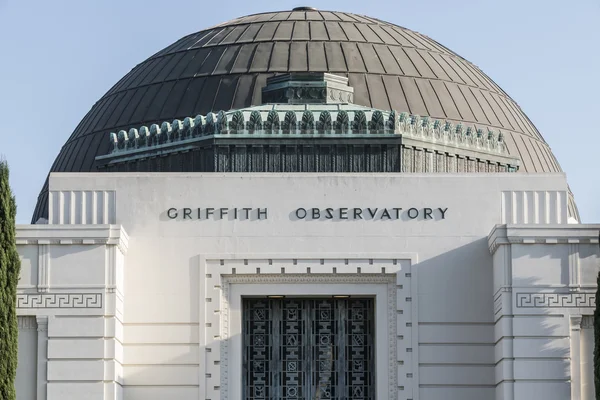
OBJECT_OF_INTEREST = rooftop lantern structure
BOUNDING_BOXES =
[98,72,518,174]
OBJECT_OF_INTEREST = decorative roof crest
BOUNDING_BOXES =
[108,106,510,156]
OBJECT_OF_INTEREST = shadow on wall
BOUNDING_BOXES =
[410,237,495,323]
[515,249,597,398]
[113,255,202,398]
[400,237,584,397]
[118,242,593,399]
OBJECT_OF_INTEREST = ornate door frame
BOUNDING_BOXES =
[199,255,419,400]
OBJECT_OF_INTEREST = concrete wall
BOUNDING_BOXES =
[489,225,600,400]
[14,172,599,400]
[15,225,127,400]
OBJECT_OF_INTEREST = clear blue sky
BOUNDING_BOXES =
[1,0,598,223]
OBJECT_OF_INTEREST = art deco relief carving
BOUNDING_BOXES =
[203,258,411,400]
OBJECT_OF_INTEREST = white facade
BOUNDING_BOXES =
[15,172,599,400]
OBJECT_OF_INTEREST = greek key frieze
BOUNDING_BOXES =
[17,293,103,309]
[515,292,595,308]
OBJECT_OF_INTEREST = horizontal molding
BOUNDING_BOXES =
[123,343,199,347]
[420,363,495,367]
[419,343,494,347]
[503,357,569,361]
[497,379,570,383]
[122,323,199,326]
[419,384,496,388]
[37,285,108,290]
[494,314,566,322]
[202,252,417,261]
[488,223,600,254]
[122,385,200,388]
[494,358,569,366]
[497,314,566,318]
[494,285,597,297]
[495,336,568,343]
[122,364,199,367]
[122,342,197,346]
[418,322,494,326]
[16,224,128,255]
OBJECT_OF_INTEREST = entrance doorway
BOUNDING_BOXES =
[242,297,375,399]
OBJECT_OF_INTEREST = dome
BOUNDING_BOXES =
[33,8,573,222]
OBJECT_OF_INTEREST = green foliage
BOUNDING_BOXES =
[0,161,20,400]
[595,270,600,399]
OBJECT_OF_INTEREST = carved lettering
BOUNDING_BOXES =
[407,208,418,219]
[438,207,448,219]
[367,208,378,218]
[353,208,363,219]
[325,208,334,219]
[312,208,321,219]
[167,208,178,219]
[257,208,268,220]
[163,206,449,221]
[296,208,307,219]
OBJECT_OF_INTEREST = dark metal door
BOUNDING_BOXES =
[242,298,374,399]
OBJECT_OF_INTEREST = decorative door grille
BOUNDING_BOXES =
[242,298,375,399]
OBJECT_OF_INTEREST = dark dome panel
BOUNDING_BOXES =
[33,9,565,222]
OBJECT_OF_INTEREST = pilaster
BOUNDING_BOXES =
[36,316,49,400]
[581,316,595,400]
[570,316,583,400]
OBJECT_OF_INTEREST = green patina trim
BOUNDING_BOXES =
[107,104,513,161]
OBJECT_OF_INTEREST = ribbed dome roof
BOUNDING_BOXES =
[33,9,568,222]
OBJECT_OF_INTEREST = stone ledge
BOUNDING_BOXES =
[16,224,129,255]
[487,224,600,254]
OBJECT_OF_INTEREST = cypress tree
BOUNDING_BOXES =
[0,160,20,400]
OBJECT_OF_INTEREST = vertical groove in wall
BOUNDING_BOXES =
[501,190,568,224]
[47,190,117,225]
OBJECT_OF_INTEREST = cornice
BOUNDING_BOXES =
[16,224,129,255]
[99,105,515,167]
[488,224,600,254]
